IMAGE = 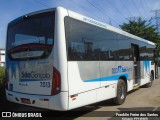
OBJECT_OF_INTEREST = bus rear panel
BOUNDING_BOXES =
[5,8,69,111]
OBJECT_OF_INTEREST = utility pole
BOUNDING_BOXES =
[151,9,160,34]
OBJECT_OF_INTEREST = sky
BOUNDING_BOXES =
[0,0,160,49]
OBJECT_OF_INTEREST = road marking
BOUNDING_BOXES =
[153,106,158,111]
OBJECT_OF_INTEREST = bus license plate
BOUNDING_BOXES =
[21,98,31,104]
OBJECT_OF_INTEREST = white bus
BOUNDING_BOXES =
[5,7,156,111]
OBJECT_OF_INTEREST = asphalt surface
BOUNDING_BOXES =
[0,79,160,120]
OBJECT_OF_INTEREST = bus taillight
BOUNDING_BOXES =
[51,67,61,95]
[4,69,8,90]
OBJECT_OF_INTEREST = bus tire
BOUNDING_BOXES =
[113,79,126,105]
[145,72,154,88]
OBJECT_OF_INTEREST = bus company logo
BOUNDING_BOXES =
[83,17,107,28]
[112,66,132,74]
[21,71,50,80]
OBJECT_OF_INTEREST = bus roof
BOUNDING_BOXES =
[66,8,155,46]
[8,6,155,46]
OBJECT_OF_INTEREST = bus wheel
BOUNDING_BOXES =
[113,79,126,105]
[145,73,154,88]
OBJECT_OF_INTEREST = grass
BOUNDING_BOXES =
[0,66,5,88]
[0,66,6,110]
[0,66,28,110]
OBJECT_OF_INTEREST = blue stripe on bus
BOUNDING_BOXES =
[84,74,129,82]
[20,74,129,83]
[144,61,150,74]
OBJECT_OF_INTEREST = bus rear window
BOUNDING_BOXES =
[7,11,54,60]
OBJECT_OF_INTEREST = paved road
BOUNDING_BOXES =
[75,79,160,120]
[0,79,160,120]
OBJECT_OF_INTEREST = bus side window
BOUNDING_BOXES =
[100,51,109,60]
[109,50,119,60]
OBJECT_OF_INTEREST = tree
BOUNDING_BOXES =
[120,17,160,49]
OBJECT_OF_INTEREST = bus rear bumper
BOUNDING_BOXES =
[5,90,69,111]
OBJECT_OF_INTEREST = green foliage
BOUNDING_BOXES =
[0,66,5,87]
[120,17,160,49]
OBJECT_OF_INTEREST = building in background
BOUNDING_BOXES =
[0,49,5,67]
